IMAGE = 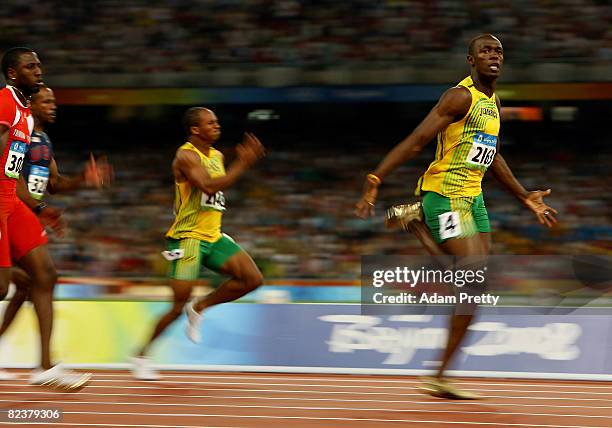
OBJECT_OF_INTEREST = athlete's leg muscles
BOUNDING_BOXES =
[138,279,194,356]
[479,232,491,254]
[0,268,9,301]
[17,245,57,370]
[0,217,10,300]
[194,250,263,313]
[0,268,31,336]
[406,220,445,256]
[435,234,488,379]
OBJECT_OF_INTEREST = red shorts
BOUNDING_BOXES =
[0,196,48,267]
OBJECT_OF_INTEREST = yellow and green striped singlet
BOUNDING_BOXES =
[417,76,500,197]
[166,142,226,242]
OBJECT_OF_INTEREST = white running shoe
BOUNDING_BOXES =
[0,369,16,380]
[29,365,91,391]
[185,300,203,343]
[130,356,160,381]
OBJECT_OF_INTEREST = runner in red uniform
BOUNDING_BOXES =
[0,47,43,298]
[0,48,89,389]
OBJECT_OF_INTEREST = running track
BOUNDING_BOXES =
[0,370,610,427]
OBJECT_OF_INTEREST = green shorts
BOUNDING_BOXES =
[164,234,242,280]
[422,191,491,244]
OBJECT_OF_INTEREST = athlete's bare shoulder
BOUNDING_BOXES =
[210,147,224,161]
[175,147,199,163]
[173,148,199,182]
[437,86,472,119]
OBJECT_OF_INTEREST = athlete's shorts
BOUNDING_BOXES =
[164,234,242,281]
[422,191,490,244]
[0,196,12,267]
[0,197,48,267]
[9,199,48,262]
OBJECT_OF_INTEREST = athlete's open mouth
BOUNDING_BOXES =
[489,63,500,72]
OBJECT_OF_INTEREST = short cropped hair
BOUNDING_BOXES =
[1,47,34,79]
[183,107,207,135]
[31,85,50,101]
[467,34,499,56]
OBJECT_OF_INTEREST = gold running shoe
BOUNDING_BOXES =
[419,377,483,400]
[385,201,423,231]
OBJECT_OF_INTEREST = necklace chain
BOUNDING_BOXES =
[7,85,28,104]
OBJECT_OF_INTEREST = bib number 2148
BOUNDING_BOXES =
[201,191,226,211]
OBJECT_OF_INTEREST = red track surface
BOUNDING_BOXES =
[0,370,610,427]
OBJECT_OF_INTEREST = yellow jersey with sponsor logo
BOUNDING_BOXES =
[166,142,226,242]
[416,76,500,197]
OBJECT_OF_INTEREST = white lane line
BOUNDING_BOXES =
[0,398,609,420]
[1,390,610,409]
[80,373,612,389]
[0,424,234,428]
[1,384,610,401]
[38,411,612,428]
[50,364,612,381]
[27,379,609,395]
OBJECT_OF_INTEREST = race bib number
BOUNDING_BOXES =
[4,141,26,178]
[161,249,185,261]
[201,191,226,211]
[438,211,462,240]
[466,132,497,168]
[27,165,50,200]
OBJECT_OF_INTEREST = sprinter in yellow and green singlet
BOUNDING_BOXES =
[132,107,265,380]
[357,34,558,399]
[416,73,501,243]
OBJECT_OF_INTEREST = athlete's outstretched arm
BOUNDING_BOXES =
[177,132,264,195]
[490,96,557,227]
[490,153,557,227]
[356,87,471,218]
[47,158,81,193]
[47,154,112,194]
[489,153,528,200]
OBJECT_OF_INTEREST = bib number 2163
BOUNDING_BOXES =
[466,132,496,168]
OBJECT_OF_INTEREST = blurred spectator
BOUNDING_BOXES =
[46,144,611,280]
[0,0,609,79]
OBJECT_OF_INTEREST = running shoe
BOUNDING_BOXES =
[419,377,482,400]
[130,356,160,381]
[185,300,203,344]
[385,201,423,231]
[0,368,16,380]
[29,364,91,391]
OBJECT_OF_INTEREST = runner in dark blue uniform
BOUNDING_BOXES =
[0,86,111,389]
[22,128,53,200]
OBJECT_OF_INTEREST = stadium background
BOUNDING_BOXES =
[0,0,610,377]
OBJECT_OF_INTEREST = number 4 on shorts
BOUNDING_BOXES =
[438,211,461,240]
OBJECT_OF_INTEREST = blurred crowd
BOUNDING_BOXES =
[47,145,611,280]
[1,0,610,76]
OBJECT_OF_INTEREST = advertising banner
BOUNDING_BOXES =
[0,302,609,379]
